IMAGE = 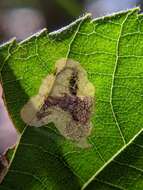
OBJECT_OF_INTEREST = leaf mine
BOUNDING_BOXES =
[21,58,95,148]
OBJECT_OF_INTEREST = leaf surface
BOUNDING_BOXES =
[85,131,143,190]
[0,8,143,189]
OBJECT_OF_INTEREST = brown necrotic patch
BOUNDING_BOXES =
[37,95,92,125]
[21,58,95,148]
[69,68,78,96]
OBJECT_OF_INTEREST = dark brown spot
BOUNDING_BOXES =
[37,94,93,125]
[69,69,78,96]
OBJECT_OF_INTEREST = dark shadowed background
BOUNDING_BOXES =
[0,0,140,154]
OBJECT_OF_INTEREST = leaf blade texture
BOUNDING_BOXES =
[0,8,143,190]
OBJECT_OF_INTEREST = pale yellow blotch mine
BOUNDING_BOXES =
[21,75,55,125]
[21,58,95,148]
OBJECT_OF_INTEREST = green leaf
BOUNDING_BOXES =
[0,7,143,189]
[85,131,143,190]
[0,125,81,190]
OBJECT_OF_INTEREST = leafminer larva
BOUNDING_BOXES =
[21,58,95,148]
